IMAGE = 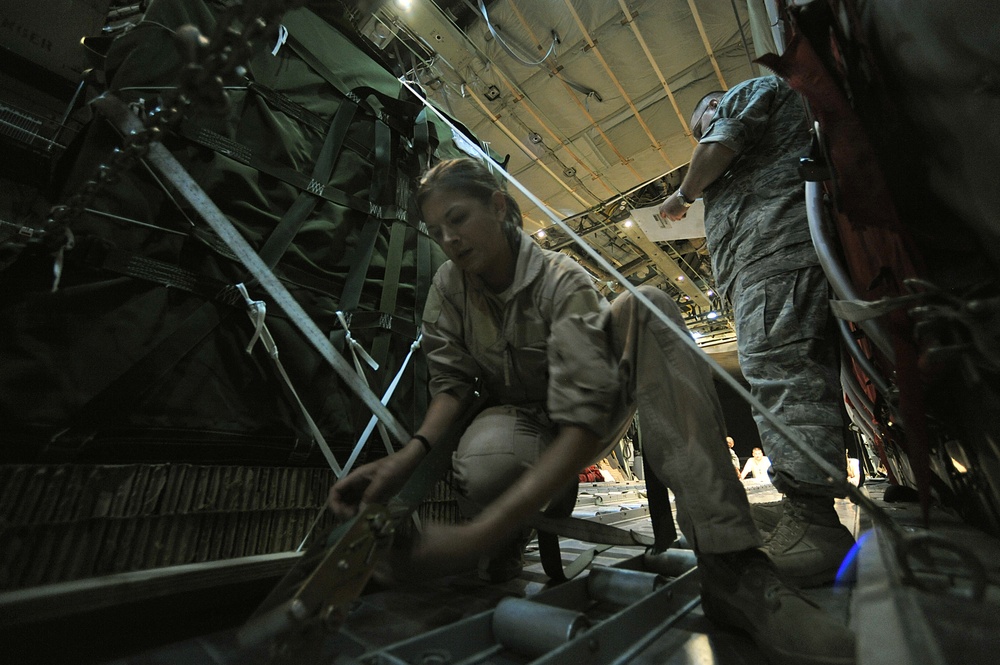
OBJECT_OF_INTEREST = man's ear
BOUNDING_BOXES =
[491,190,507,216]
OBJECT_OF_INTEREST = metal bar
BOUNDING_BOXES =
[358,556,703,665]
[533,568,702,664]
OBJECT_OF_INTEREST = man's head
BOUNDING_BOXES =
[690,91,725,141]
[726,436,735,449]
[752,447,764,459]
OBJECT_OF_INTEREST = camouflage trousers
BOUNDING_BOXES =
[731,264,849,496]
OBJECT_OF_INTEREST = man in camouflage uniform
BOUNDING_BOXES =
[660,76,854,587]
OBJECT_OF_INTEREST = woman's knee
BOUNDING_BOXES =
[452,406,550,507]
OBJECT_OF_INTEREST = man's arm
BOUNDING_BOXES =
[659,141,738,221]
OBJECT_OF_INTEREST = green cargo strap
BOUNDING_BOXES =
[369,190,411,392]
[537,478,589,582]
[85,244,240,305]
[285,31,419,139]
[413,231,433,421]
[337,117,394,314]
[644,466,678,552]
[413,108,433,173]
[331,310,418,341]
[179,124,405,223]
[247,80,327,134]
[257,98,359,267]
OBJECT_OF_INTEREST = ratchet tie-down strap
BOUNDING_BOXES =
[92,93,411,448]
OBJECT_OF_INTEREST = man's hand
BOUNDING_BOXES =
[658,193,689,222]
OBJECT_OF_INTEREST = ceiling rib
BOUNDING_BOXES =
[454,2,620,200]
[462,86,594,209]
[394,2,601,213]
[561,0,675,170]
[506,94,616,200]
[687,0,730,89]
[507,1,642,180]
[617,0,697,147]
[482,52,618,201]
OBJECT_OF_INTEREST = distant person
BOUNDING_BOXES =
[727,436,740,475]
[846,451,861,487]
[741,447,772,482]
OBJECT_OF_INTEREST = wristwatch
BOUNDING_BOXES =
[676,188,695,208]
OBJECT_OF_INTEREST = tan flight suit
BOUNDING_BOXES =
[422,231,760,554]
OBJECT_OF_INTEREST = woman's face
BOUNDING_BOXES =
[421,187,515,290]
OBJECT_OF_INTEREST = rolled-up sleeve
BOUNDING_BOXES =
[546,268,620,435]
[422,277,479,398]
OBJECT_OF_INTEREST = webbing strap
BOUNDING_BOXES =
[236,283,344,476]
[362,216,412,457]
[257,99,358,267]
[339,118,394,313]
[369,216,409,387]
[247,80,326,134]
[180,124,405,223]
[340,334,423,477]
[644,464,679,551]
[79,242,242,306]
[413,224,433,421]
[413,108,433,172]
[537,478,583,582]
[527,513,655,548]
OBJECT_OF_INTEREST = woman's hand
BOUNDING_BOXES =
[393,520,499,580]
[328,444,423,520]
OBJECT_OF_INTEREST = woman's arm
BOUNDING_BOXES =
[328,391,465,519]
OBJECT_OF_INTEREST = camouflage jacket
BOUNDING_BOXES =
[422,231,621,438]
[700,76,819,297]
